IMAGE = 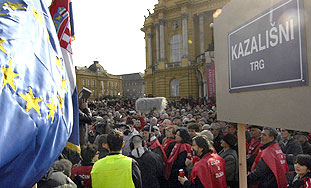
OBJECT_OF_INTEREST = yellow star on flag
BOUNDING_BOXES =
[2,59,19,91]
[57,95,64,110]
[61,78,68,92]
[56,56,63,69]
[19,87,43,116]
[45,95,57,123]
[31,6,44,25]
[3,1,26,10]
[0,39,7,54]
[55,15,62,20]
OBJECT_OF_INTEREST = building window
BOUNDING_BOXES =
[93,80,95,86]
[170,34,182,63]
[88,80,90,86]
[82,80,85,86]
[170,79,179,97]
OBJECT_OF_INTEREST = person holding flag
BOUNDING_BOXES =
[0,0,77,187]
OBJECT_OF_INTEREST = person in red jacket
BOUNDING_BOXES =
[248,127,289,188]
[71,144,98,188]
[247,125,263,171]
[178,135,227,188]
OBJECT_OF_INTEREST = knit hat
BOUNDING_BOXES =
[222,133,237,148]
[249,125,263,131]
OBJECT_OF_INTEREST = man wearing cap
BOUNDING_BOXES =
[209,122,223,153]
[248,127,289,188]
[219,133,239,188]
[295,132,311,155]
[247,125,263,171]
[279,128,303,171]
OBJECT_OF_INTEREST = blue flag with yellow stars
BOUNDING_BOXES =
[0,0,74,187]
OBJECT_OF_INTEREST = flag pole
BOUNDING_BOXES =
[238,123,247,188]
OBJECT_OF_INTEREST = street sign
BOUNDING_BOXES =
[228,0,307,92]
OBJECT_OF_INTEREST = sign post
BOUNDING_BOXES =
[238,124,247,188]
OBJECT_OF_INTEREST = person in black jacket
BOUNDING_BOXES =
[79,98,94,146]
[129,135,164,188]
[209,122,223,153]
[279,129,303,171]
[286,154,311,188]
[38,159,77,188]
[295,132,311,155]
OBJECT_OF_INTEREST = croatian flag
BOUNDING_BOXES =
[50,0,80,152]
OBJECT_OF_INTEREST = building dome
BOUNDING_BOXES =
[88,60,105,72]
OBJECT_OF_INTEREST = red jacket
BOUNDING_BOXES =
[191,152,227,188]
[150,138,167,162]
[164,142,192,180]
[251,142,289,188]
[71,165,93,188]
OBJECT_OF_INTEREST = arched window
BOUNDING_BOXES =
[170,35,182,63]
[170,79,179,97]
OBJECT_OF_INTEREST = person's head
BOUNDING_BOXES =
[173,117,182,126]
[199,130,214,144]
[209,122,221,137]
[142,126,154,141]
[201,124,210,131]
[151,117,158,126]
[134,119,141,129]
[130,135,144,149]
[280,128,294,140]
[126,120,135,129]
[107,129,124,152]
[192,135,213,157]
[295,132,309,145]
[261,127,278,145]
[52,159,73,177]
[165,125,177,138]
[249,125,263,139]
[187,123,200,138]
[153,126,160,137]
[221,133,237,149]
[162,119,172,127]
[97,134,109,151]
[81,144,98,163]
[225,122,237,134]
[294,154,311,177]
[176,128,191,144]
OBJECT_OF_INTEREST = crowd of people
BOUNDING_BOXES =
[37,97,311,188]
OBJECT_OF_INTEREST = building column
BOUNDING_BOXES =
[159,19,166,69]
[181,13,189,67]
[182,13,189,58]
[147,33,153,68]
[159,19,166,60]
[199,13,205,54]
[155,24,160,63]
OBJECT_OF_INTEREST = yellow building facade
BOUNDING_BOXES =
[142,0,229,100]
[75,61,122,100]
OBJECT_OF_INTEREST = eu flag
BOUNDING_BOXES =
[49,0,80,152]
[0,0,74,187]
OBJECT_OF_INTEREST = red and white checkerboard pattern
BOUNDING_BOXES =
[60,22,72,54]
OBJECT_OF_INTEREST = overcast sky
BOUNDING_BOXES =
[47,0,158,75]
